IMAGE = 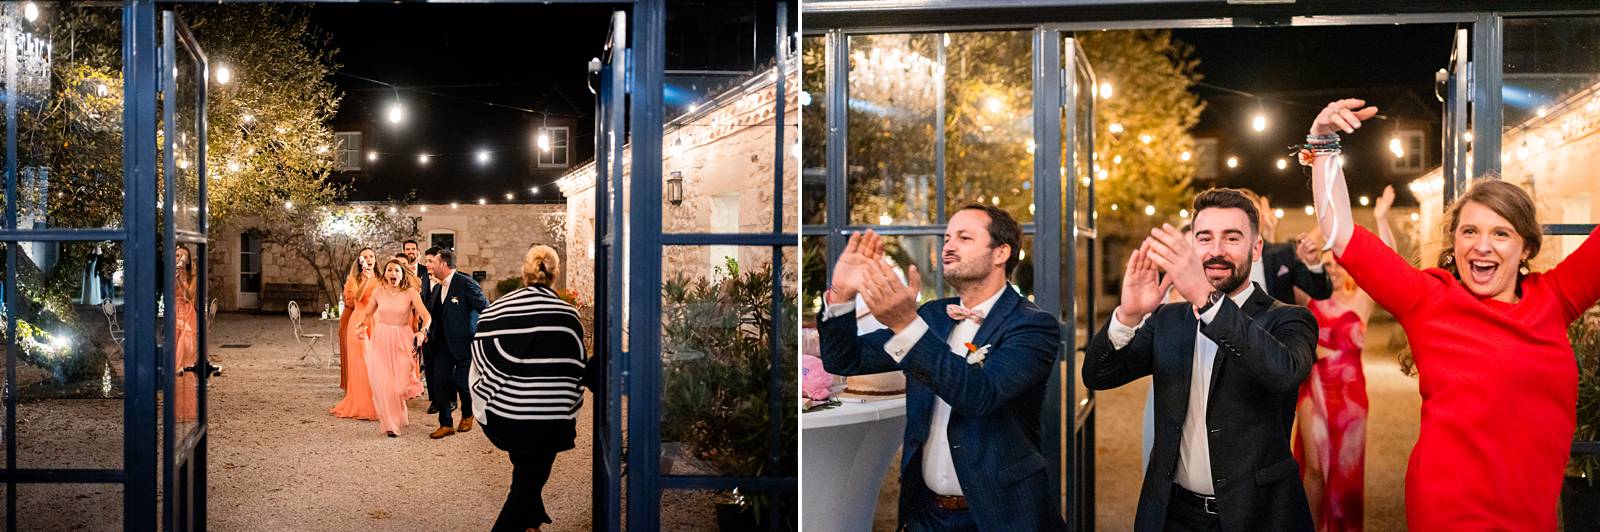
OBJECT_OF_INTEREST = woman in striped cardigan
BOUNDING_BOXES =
[470,244,590,532]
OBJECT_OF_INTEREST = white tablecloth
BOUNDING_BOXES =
[801,397,908,532]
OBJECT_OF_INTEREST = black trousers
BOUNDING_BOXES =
[432,352,472,427]
[484,424,559,531]
[1165,484,1222,532]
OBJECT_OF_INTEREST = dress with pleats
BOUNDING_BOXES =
[366,287,426,435]
[173,276,199,422]
[1293,298,1368,532]
[330,279,379,420]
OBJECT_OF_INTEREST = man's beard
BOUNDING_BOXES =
[1206,256,1251,295]
[942,254,993,289]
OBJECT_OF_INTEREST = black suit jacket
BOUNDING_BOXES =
[1260,242,1332,304]
[1082,284,1315,532]
[426,271,489,360]
[415,263,432,302]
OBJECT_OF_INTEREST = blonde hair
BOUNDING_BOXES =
[522,245,560,287]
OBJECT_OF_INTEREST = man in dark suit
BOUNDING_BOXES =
[424,249,489,439]
[1083,188,1315,531]
[416,245,441,414]
[819,204,1064,531]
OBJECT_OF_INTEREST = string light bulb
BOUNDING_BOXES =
[215,65,233,85]
[23,2,38,22]
[387,101,405,125]
[537,132,551,152]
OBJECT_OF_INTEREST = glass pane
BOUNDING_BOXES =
[802,236,826,324]
[1499,17,1600,228]
[847,34,939,225]
[660,246,796,479]
[1008,233,1037,303]
[167,242,204,440]
[802,35,828,226]
[661,7,793,235]
[944,31,1034,223]
[5,241,125,469]
[659,489,720,531]
[18,484,122,530]
[3,3,127,230]
[168,35,202,234]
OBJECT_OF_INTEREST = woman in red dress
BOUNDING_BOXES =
[1293,186,1396,531]
[1310,99,1600,530]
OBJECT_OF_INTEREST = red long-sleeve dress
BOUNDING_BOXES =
[1335,224,1600,530]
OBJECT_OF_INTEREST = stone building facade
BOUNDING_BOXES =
[557,60,800,299]
[207,203,566,311]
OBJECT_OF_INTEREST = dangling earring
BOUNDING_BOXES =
[1519,260,1530,276]
[1444,254,1454,265]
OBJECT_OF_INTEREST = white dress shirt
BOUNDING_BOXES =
[1107,282,1256,496]
[437,271,453,304]
[822,286,1006,496]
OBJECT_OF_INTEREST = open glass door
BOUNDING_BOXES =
[1441,27,1471,203]
[1056,33,1098,531]
[591,10,627,532]
[158,10,211,530]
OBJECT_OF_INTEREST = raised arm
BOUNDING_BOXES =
[1544,224,1600,322]
[1309,99,1379,256]
[1372,185,1399,250]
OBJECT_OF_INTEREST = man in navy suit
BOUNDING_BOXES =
[415,245,441,414]
[818,204,1064,531]
[424,249,489,439]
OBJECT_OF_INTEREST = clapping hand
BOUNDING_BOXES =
[1142,224,1213,308]
[1311,98,1380,137]
[829,230,884,303]
[1258,196,1279,244]
[858,259,922,333]
[1373,185,1395,221]
[1116,241,1173,326]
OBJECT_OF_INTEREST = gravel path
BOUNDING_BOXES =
[207,313,596,531]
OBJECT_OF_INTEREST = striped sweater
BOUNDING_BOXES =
[468,285,587,430]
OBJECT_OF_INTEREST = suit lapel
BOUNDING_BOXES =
[1171,305,1198,407]
[1204,284,1273,402]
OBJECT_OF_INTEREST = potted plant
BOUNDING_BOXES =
[1564,303,1600,530]
[660,258,797,531]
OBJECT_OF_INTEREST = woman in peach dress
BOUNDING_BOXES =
[173,244,199,422]
[330,249,379,420]
[338,248,374,390]
[353,258,431,437]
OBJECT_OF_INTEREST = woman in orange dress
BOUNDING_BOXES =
[353,258,431,437]
[173,244,199,422]
[330,249,379,420]
[338,248,375,390]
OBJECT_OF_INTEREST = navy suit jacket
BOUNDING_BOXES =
[818,286,1065,532]
[415,263,433,303]
[427,271,489,360]
[1082,285,1315,532]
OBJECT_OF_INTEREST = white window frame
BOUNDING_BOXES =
[538,126,571,169]
[1391,129,1425,174]
[335,131,363,172]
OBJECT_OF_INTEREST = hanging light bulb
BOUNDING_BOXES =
[477,150,491,164]
[215,65,233,85]
[1098,82,1113,99]
[1389,137,1405,158]
[23,2,39,22]
[1252,113,1267,133]
[387,101,405,124]
[1275,158,1288,171]
[1226,156,1239,169]
[537,132,551,152]
[367,151,378,162]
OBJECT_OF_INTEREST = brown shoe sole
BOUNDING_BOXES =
[429,428,456,439]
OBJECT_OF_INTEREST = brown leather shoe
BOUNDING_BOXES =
[457,416,475,433]
[429,426,456,439]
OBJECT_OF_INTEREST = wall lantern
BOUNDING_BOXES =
[666,171,684,206]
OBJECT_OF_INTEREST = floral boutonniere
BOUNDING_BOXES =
[963,342,991,366]
[451,296,460,304]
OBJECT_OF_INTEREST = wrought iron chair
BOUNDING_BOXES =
[288,301,325,361]
[100,299,124,351]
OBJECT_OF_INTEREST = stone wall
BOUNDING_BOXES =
[207,203,566,311]
[558,60,800,300]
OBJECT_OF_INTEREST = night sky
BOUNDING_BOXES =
[1173,23,1458,207]
[308,1,794,204]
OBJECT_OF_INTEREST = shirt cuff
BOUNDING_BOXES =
[1107,307,1145,350]
[883,317,929,362]
[821,300,855,321]
[1306,262,1326,273]
[1198,299,1224,324]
